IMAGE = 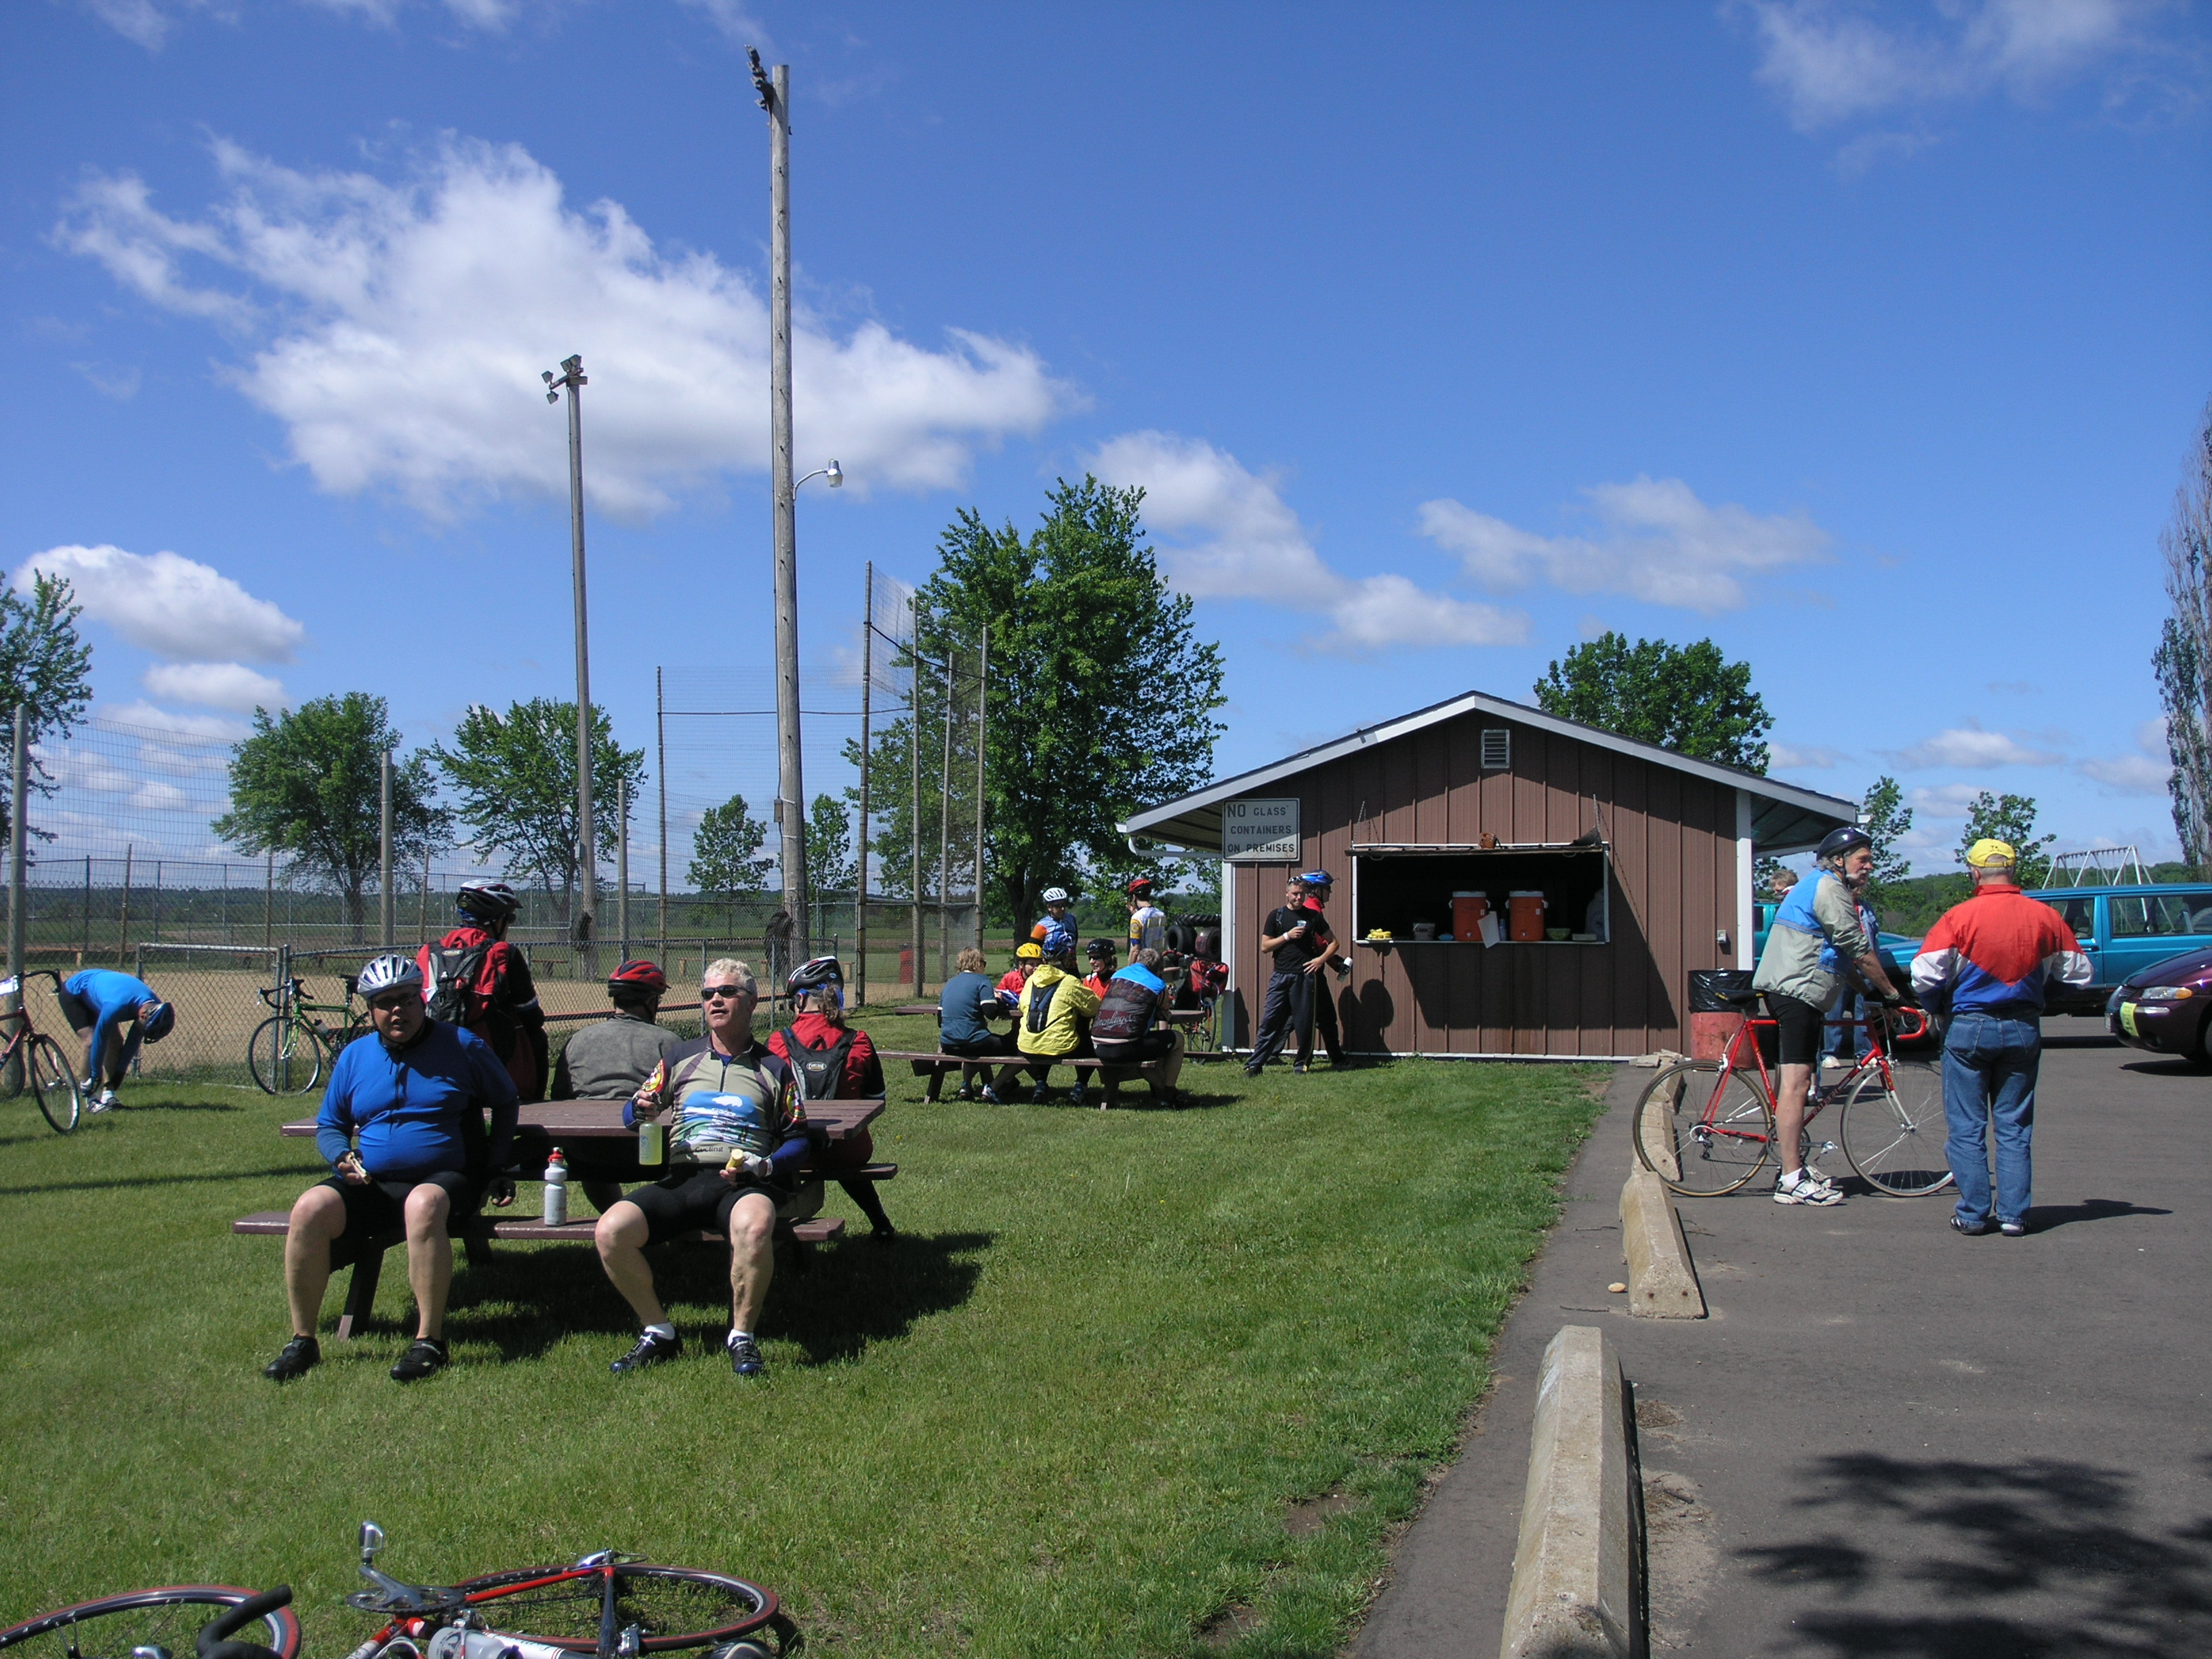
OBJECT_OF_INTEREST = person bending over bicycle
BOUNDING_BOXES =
[56,967,175,1113]
[1749,827,1904,1206]
[264,954,518,1384]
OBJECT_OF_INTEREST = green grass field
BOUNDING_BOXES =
[0,1017,1605,1658]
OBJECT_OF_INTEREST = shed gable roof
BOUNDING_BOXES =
[1120,687,1857,854]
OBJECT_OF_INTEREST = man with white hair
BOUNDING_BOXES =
[593,958,815,1379]
[1751,826,1904,1206]
[1912,839,2091,1237]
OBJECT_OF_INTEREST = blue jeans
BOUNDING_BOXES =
[1942,1012,2041,1225]
[1824,990,1869,1063]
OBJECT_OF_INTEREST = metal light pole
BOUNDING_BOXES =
[543,353,598,972]
[379,743,394,949]
[751,47,806,952]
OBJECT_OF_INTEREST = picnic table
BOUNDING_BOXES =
[245,1097,896,1338]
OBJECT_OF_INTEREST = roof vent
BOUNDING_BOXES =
[1480,729,1511,770]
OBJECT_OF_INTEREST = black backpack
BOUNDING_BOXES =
[780,1023,862,1101]
[1025,980,1061,1036]
[423,939,493,1026]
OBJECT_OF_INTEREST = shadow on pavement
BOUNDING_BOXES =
[2029,1197,2173,1231]
[1737,1452,2212,1656]
[2118,1057,2211,1078]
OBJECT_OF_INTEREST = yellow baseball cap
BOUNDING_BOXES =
[1965,838,2017,869]
[1015,942,1043,960]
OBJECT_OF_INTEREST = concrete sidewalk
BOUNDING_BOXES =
[1357,1031,2212,1656]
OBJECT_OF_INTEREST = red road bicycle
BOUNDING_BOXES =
[1631,990,1952,1198]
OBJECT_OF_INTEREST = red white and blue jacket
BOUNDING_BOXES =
[1910,882,2091,1021]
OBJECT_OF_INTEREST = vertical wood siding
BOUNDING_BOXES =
[1225,710,1742,1058]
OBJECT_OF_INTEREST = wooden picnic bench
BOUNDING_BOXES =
[878,1048,1182,1108]
[249,1097,896,1336]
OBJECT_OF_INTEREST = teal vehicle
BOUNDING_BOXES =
[2026,884,2212,1017]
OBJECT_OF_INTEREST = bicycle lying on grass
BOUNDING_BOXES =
[0,1525,799,1659]
[0,970,89,1134]
[1632,991,1952,1198]
[249,975,369,1096]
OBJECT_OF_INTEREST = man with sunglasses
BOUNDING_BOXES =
[594,959,814,1379]
[262,953,518,1385]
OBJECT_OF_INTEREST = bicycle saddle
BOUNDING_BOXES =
[1715,986,1761,1008]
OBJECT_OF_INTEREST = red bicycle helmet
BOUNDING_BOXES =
[607,959,668,996]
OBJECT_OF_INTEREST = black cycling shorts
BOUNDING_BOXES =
[1094,1030,1176,1063]
[1763,991,1828,1067]
[319,1169,480,1243]
[622,1168,784,1242]
[940,1031,1013,1059]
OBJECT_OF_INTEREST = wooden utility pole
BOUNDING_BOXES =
[909,594,924,998]
[378,744,394,949]
[543,352,597,974]
[856,563,873,1008]
[752,47,808,953]
[938,642,954,982]
[972,623,988,950]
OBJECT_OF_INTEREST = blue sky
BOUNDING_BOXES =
[5,0,2209,880]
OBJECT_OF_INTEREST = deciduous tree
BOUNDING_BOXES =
[1534,632,1772,772]
[434,699,645,920]
[687,793,771,920]
[1860,775,1914,903]
[1958,791,2057,888]
[2155,398,2212,870]
[214,693,447,935]
[0,569,95,846]
[806,794,857,897]
[848,478,1226,923]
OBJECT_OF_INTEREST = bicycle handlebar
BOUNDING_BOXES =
[196,1586,292,1659]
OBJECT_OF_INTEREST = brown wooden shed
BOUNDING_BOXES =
[1121,689,1858,1061]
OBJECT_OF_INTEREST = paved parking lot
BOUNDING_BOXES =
[1359,1027,2212,1657]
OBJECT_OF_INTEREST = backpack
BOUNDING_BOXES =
[779,1024,862,1101]
[422,937,495,1026]
[1025,980,1061,1035]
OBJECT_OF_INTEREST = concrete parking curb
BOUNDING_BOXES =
[1499,1325,1641,1659]
[1635,1071,1681,1182]
[1619,1168,1706,1319]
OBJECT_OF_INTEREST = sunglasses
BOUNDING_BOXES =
[369,996,417,1014]
[701,985,751,1002]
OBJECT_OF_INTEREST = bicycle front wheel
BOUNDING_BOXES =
[1632,1061,1774,1196]
[248,1016,321,1096]
[28,1035,81,1133]
[1841,1059,1954,1196]
[456,1565,782,1652]
[0,1586,302,1659]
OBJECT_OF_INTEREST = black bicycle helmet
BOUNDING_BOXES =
[607,958,668,996]
[787,955,844,995]
[1816,827,1875,863]
[455,878,520,923]
[1084,937,1116,961]
[141,1001,176,1043]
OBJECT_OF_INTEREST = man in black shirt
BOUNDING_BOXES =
[1244,872,1341,1076]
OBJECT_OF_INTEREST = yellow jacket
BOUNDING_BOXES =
[1015,964,1099,1057]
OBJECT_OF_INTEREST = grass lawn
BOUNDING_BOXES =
[0,1015,1607,1658]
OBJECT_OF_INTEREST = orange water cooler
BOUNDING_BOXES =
[1507,891,1547,942]
[1451,893,1490,940]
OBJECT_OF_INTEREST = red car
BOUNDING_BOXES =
[2107,945,2212,1065]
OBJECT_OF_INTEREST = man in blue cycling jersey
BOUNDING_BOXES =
[1750,827,1904,1206]
[57,968,175,1113]
[262,953,518,1385]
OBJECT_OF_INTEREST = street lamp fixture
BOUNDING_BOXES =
[796,460,843,491]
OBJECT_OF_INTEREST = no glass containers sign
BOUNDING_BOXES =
[1223,798,1300,860]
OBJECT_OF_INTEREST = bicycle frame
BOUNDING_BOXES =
[1701,1000,1929,1151]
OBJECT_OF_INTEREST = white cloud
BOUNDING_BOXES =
[1414,478,1830,614]
[2078,714,2173,795]
[1770,741,1847,769]
[18,544,306,663]
[1907,783,1989,818]
[73,362,142,401]
[94,701,251,739]
[142,661,287,712]
[1890,722,2064,769]
[81,0,195,51]
[675,0,770,45]
[1088,431,1530,655]
[1739,0,2175,132]
[56,139,1077,518]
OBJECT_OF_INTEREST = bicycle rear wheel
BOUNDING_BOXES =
[1841,1059,1953,1196]
[0,1586,302,1659]
[456,1565,782,1652]
[247,1015,321,1096]
[1632,1061,1774,1196]
[29,1035,81,1133]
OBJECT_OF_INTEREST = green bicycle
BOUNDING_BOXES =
[248,975,369,1096]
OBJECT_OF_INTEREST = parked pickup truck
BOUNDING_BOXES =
[1756,883,2212,1020]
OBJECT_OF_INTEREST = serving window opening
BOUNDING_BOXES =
[1353,847,1611,944]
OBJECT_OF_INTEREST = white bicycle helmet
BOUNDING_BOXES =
[1041,886,1071,904]
[358,953,424,1000]
[456,878,520,923]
